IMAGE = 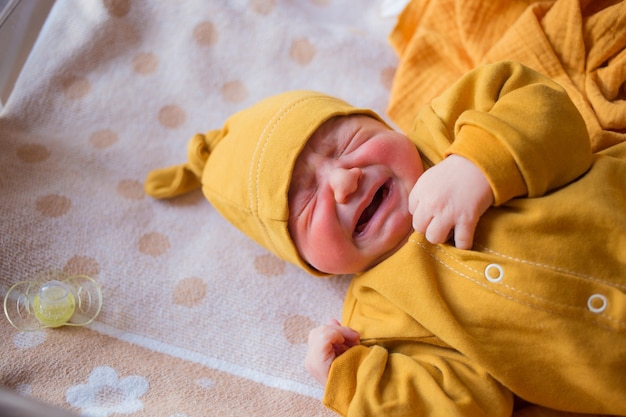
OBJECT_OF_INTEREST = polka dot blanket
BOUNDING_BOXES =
[0,1,405,416]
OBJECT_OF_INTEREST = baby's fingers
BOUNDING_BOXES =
[324,320,359,348]
[337,325,360,348]
[309,322,359,353]
[408,185,420,214]
[422,214,454,246]
[411,204,432,235]
[452,219,477,250]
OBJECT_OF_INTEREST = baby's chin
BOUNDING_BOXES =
[356,224,414,273]
[359,228,413,272]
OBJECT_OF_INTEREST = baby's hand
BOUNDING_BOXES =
[409,155,493,250]
[305,319,360,386]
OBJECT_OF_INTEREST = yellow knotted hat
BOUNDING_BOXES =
[145,90,384,276]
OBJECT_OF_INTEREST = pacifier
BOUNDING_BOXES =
[3,271,102,331]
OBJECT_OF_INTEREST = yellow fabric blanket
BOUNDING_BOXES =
[388,0,626,152]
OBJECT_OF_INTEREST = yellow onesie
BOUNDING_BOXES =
[323,63,626,416]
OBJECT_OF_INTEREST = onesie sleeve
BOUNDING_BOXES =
[411,61,592,205]
[322,341,513,417]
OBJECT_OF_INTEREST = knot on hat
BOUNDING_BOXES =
[144,130,221,199]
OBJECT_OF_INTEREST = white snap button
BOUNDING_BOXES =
[484,264,504,283]
[587,294,608,314]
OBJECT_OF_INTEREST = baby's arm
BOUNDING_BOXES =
[318,339,513,417]
[409,154,493,249]
[305,319,360,386]
[407,61,592,249]
[410,62,591,245]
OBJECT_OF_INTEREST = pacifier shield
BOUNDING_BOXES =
[4,271,102,331]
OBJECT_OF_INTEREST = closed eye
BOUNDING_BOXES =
[335,125,362,157]
[289,187,316,221]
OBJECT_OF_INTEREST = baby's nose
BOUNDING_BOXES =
[329,167,362,204]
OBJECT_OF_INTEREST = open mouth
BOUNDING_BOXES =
[354,182,389,235]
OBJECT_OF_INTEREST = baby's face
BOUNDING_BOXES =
[288,115,423,274]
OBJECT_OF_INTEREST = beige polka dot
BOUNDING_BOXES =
[62,76,92,100]
[309,0,330,6]
[89,129,118,149]
[132,52,158,75]
[36,194,71,218]
[172,277,207,307]
[250,0,276,15]
[64,255,100,276]
[158,105,186,129]
[117,179,145,200]
[254,254,285,277]
[221,80,248,103]
[283,315,315,345]
[193,21,219,46]
[103,0,131,17]
[380,66,396,90]
[289,38,316,66]
[138,232,170,256]
[16,144,50,163]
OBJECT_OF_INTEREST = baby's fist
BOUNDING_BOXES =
[305,319,360,385]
